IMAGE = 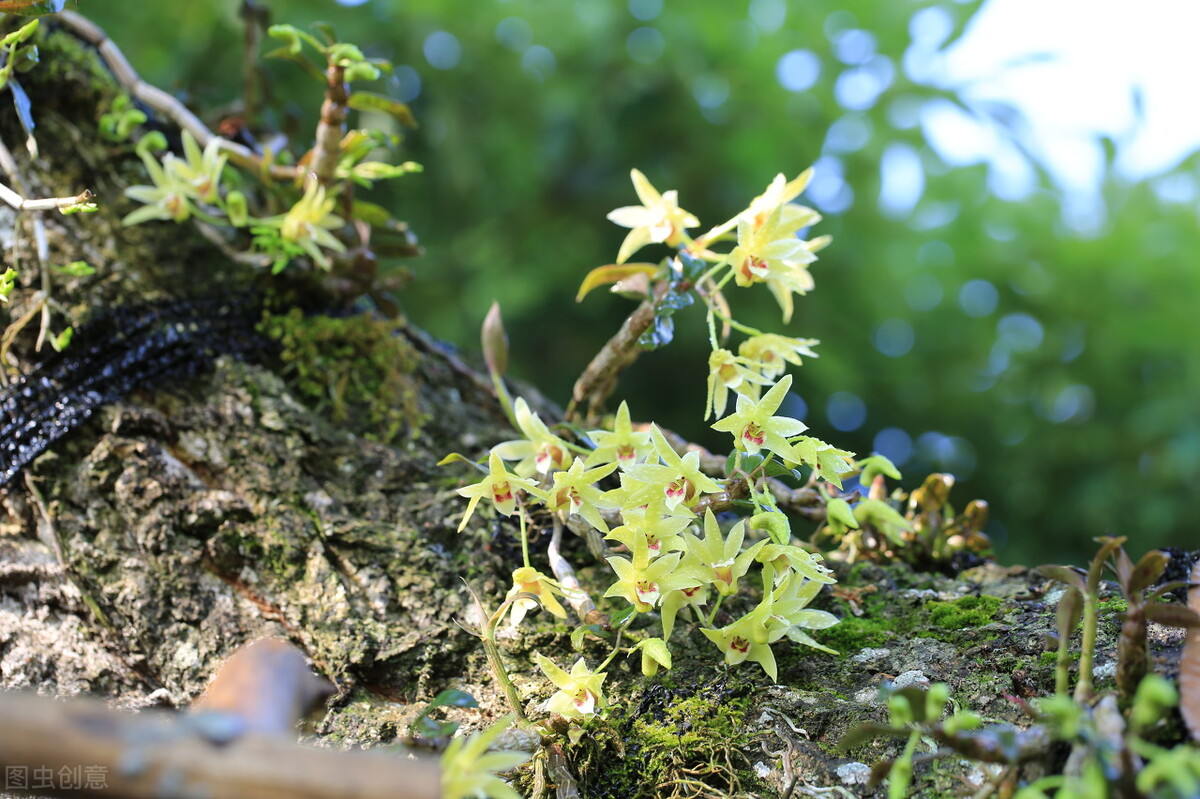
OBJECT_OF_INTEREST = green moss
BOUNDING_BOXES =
[261,308,425,444]
[927,595,1002,631]
[1097,597,1129,614]
[814,590,1005,656]
[815,607,896,653]
[559,674,766,799]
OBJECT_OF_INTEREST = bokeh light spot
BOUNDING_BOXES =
[424,31,462,70]
[997,312,1043,352]
[874,318,915,358]
[904,273,942,311]
[873,427,913,467]
[626,27,665,63]
[827,391,867,432]
[522,45,556,81]
[959,279,998,317]
[495,17,533,51]
[749,0,786,33]
[628,0,663,22]
[776,49,820,93]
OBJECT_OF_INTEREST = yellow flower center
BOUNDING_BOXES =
[742,423,765,449]
[492,481,514,504]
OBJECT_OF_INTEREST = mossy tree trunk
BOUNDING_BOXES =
[0,19,517,733]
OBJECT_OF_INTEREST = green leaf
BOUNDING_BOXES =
[749,511,790,545]
[410,715,458,740]
[1142,603,1200,629]
[344,61,381,83]
[725,452,762,476]
[347,92,418,127]
[1054,586,1083,641]
[608,604,638,629]
[424,688,478,711]
[569,625,588,651]
[1127,550,1169,595]
[575,263,659,302]
[0,19,39,48]
[1034,565,1087,594]
[348,160,421,183]
[858,454,901,485]
[52,261,94,278]
[853,499,912,546]
[50,326,73,352]
[349,199,392,227]
[825,498,860,535]
[436,452,488,473]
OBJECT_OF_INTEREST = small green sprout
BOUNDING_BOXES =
[0,267,16,302]
[98,94,146,141]
[51,261,94,278]
[49,325,72,352]
[440,713,529,799]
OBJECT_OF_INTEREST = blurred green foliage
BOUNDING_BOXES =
[80,0,1199,566]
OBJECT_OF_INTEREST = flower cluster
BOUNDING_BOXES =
[123,130,233,227]
[449,167,861,742]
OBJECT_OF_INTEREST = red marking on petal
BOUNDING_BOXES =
[742,424,765,448]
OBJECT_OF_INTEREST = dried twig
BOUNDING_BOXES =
[56,11,299,182]
[0,690,441,799]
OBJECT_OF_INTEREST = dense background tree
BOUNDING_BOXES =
[80,0,1200,566]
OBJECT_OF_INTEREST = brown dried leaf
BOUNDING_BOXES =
[1181,562,1200,743]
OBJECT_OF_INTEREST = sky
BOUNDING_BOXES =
[932,0,1200,197]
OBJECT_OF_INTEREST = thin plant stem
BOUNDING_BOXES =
[1074,592,1098,702]
[1055,629,1073,697]
[705,594,726,627]
[516,497,531,570]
